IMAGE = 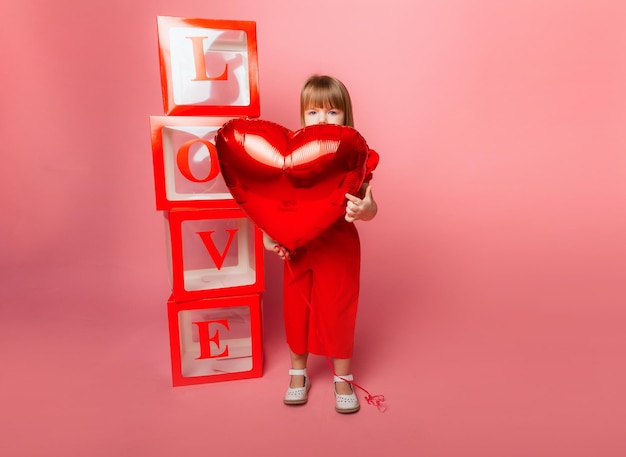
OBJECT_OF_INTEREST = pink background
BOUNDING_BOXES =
[2,0,625,456]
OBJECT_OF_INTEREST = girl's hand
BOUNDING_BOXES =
[345,183,378,223]
[263,232,291,260]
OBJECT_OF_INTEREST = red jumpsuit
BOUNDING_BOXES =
[282,150,379,359]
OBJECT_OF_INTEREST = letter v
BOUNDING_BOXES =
[196,229,238,270]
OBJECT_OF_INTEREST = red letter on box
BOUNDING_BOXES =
[176,138,220,183]
[193,319,230,358]
[196,229,238,270]
[187,36,228,81]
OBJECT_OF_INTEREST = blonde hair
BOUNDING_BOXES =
[300,75,354,127]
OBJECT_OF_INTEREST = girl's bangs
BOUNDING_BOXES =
[302,85,345,110]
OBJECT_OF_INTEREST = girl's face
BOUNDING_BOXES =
[303,107,345,126]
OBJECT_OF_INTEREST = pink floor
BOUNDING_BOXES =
[2,251,624,456]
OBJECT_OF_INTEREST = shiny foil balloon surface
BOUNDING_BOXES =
[215,118,369,251]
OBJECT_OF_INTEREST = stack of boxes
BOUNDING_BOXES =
[149,16,264,386]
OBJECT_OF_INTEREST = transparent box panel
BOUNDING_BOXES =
[181,217,257,291]
[169,27,250,107]
[161,125,232,201]
[179,306,252,377]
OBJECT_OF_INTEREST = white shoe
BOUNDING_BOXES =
[283,368,311,405]
[334,374,360,414]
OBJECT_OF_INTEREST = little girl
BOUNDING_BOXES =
[264,75,379,414]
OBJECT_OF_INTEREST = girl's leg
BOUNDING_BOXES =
[333,358,354,394]
[283,350,311,405]
[290,350,309,387]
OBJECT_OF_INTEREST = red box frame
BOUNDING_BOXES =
[150,115,240,210]
[167,294,263,386]
[157,16,260,117]
[166,207,264,302]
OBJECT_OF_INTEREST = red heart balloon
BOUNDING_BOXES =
[215,118,369,251]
